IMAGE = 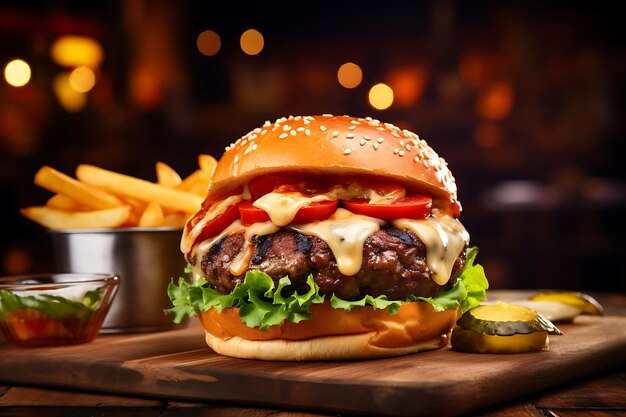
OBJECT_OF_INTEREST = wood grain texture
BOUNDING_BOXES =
[0,291,624,417]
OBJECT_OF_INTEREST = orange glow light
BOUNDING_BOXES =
[368,83,394,110]
[51,36,103,68]
[387,66,426,108]
[477,81,514,120]
[240,29,264,56]
[53,72,87,112]
[337,62,362,89]
[197,30,221,56]
[69,66,96,93]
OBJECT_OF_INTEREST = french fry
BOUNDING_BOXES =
[138,202,165,227]
[156,162,182,188]
[46,194,86,211]
[177,169,204,191]
[76,164,203,213]
[35,166,123,210]
[20,206,131,230]
[177,170,210,196]
[198,154,218,179]
[163,212,188,228]
[118,196,145,226]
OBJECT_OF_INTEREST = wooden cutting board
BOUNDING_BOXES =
[1,290,625,417]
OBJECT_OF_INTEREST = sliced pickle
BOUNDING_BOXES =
[529,291,604,316]
[451,327,549,353]
[451,302,561,354]
[456,302,562,336]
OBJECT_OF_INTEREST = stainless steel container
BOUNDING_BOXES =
[49,227,188,333]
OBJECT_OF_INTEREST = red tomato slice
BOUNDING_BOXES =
[342,194,432,220]
[248,176,299,199]
[239,200,338,225]
[247,175,329,199]
[196,202,241,242]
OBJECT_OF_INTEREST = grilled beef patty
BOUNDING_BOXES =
[198,226,466,300]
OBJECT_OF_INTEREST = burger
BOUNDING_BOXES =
[167,114,488,361]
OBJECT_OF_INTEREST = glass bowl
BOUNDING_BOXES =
[0,273,119,347]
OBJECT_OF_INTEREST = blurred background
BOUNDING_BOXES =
[1,1,624,293]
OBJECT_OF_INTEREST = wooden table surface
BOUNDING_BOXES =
[1,291,625,417]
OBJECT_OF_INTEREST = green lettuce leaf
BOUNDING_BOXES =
[0,288,104,321]
[165,246,489,329]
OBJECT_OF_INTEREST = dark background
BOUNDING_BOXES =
[1,1,624,293]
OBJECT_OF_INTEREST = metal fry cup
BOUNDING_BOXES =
[49,227,188,333]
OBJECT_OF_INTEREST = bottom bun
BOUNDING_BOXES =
[200,301,459,361]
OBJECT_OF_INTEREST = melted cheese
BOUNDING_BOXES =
[181,194,244,254]
[290,208,383,276]
[229,222,279,275]
[392,216,469,285]
[252,183,405,227]
[253,193,331,226]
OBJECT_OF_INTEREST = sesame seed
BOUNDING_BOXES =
[414,156,419,163]
[343,148,352,155]
[261,129,267,135]
[241,139,248,146]
[304,119,310,125]
[290,130,297,136]
[252,143,258,150]
[332,131,339,137]
[377,137,384,143]
[348,125,356,131]
[391,131,400,138]
[365,117,372,121]
[283,125,291,131]
[320,125,327,132]
[294,116,302,120]
[373,143,380,150]
[350,120,361,125]
[278,117,287,123]
[323,113,333,117]
[279,133,288,139]
[363,135,371,140]
[399,150,405,156]
[234,155,239,164]
[405,144,411,151]
[360,139,366,146]
[263,121,271,127]
[297,127,305,132]
[393,148,400,154]
[346,133,355,139]
[305,129,311,136]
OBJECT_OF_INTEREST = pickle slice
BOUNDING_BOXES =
[451,302,561,354]
[456,302,562,336]
[451,327,549,353]
[529,291,604,316]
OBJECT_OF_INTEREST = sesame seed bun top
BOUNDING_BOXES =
[208,114,460,214]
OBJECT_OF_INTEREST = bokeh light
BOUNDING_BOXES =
[4,59,31,87]
[197,30,221,56]
[386,65,426,107]
[69,66,96,93]
[51,36,104,68]
[240,29,264,56]
[53,72,87,112]
[337,62,362,89]
[368,83,394,110]
[477,81,514,120]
